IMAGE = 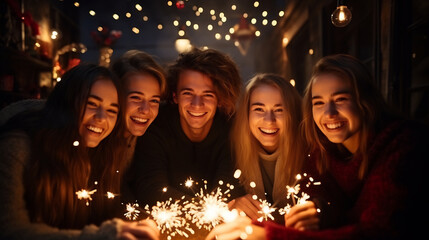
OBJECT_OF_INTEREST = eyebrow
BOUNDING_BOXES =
[88,95,119,108]
[251,102,283,107]
[312,90,351,99]
[179,88,216,94]
[128,91,161,98]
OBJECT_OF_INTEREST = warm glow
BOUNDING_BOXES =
[135,4,142,11]
[89,10,95,16]
[132,27,139,34]
[112,14,119,20]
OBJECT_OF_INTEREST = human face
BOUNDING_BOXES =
[311,73,361,153]
[125,73,161,137]
[79,79,119,148]
[173,70,218,141]
[249,84,285,153]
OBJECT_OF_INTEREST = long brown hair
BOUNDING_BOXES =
[302,54,391,179]
[21,64,127,228]
[232,73,306,193]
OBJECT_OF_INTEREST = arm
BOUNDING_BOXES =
[0,131,159,240]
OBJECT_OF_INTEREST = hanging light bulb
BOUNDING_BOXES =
[331,0,352,27]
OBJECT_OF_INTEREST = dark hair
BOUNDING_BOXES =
[110,49,167,99]
[13,63,128,228]
[166,47,242,117]
[302,54,392,179]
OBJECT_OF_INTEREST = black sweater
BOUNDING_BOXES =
[126,103,244,207]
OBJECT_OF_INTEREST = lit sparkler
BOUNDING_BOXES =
[75,189,97,206]
[257,199,276,222]
[144,198,194,240]
[279,173,320,215]
[184,180,234,231]
[124,203,141,220]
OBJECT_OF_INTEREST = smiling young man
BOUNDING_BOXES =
[127,48,245,209]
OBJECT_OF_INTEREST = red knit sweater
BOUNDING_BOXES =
[254,120,428,240]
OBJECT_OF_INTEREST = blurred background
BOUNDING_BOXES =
[1,0,428,124]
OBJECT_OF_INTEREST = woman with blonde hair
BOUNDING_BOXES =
[229,73,318,229]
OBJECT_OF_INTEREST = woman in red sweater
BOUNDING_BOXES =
[206,54,428,240]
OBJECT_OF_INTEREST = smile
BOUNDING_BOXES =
[131,116,149,123]
[87,125,103,133]
[259,127,279,134]
[188,111,206,117]
[325,122,345,130]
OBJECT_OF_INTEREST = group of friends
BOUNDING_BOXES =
[0,47,427,240]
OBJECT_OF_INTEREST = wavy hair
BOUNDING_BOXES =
[232,73,306,193]
[20,64,127,228]
[166,47,242,117]
[110,49,167,99]
[302,54,391,179]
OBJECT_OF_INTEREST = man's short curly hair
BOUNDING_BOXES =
[166,48,242,117]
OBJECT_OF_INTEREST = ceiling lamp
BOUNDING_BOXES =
[175,26,192,53]
[331,0,352,27]
[232,16,257,56]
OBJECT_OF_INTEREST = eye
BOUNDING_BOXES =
[274,108,284,113]
[107,109,118,115]
[182,91,192,96]
[129,95,142,101]
[252,107,264,112]
[204,93,215,98]
[87,100,98,107]
[335,97,348,102]
[150,99,160,104]
[312,100,324,106]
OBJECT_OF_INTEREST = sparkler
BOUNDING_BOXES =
[75,189,97,206]
[257,199,276,222]
[183,180,235,231]
[124,203,141,220]
[144,198,194,240]
[279,173,320,215]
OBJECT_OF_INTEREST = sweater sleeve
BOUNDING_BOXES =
[0,131,123,240]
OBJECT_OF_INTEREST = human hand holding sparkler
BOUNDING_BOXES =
[228,194,262,221]
[205,215,266,240]
[119,219,160,240]
[284,201,319,231]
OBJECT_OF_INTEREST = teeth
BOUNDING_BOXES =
[131,116,148,123]
[87,125,102,133]
[260,128,278,134]
[326,122,343,129]
[189,111,205,117]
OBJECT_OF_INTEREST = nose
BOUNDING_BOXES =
[94,107,107,122]
[325,101,339,117]
[138,100,150,114]
[264,111,276,122]
[191,95,203,107]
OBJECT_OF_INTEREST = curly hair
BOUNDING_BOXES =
[166,48,242,117]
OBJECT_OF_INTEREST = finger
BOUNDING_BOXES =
[286,201,315,217]
[286,206,318,227]
[123,225,160,240]
[138,219,160,236]
[118,231,136,240]
[293,217,320,231]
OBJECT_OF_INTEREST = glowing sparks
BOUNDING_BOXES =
[184,177,194,188]
[144,198,194,239]
[183,181,234,231]
[279,173,320,215]
[75,189,97,206]
[106,191,116,199]
[124,203,141,220]
[257,199,276,222]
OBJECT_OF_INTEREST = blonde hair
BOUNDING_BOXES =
[231,73,306,192]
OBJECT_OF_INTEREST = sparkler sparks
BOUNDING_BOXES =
[257,199,276,222]
[75,189,97,206]
[144,198,194,240]
[279,173,320,215]
[124,203,141,220]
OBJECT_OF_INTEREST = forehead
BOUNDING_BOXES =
[312,73,351,96]
[127,73,160,92]
[177,69,214,91]
[250,84,282,104]
[90,78,118,100]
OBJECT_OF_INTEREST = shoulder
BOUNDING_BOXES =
[0,99,45,126]
[0,130,32,163]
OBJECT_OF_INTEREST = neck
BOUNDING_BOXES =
[180,118,213,142]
